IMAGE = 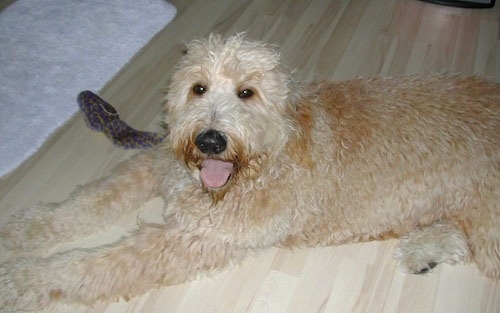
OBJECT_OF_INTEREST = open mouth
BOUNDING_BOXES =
[199,158,234,189]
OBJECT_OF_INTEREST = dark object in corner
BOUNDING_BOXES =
[420,0,495,8]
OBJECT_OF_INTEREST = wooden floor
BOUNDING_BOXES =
[1,0,499,312]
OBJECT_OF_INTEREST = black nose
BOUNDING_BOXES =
[195,129,227,154]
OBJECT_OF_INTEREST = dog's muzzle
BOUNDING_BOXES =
[195,129,234,189]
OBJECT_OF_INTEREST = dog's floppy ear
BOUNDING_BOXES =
[285,96,314,169]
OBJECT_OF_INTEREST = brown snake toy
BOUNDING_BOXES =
[77,91,164,149]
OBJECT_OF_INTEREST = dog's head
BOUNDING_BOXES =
[164,34,311,199]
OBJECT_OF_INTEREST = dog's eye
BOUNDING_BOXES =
[192,84,207,95]
[238,89,254,99]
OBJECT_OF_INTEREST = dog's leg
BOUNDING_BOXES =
[393,221,471,275]
[469,235,500,279]
[466,204,500,279]
[1,151,159,253]
[0,222,242,311]
[469,229,500,279]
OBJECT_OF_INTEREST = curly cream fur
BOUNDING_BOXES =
[1,34,499,311]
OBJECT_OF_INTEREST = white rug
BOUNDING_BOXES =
[0,0,176,177]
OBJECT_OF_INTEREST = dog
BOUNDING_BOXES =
[1,34,499,311]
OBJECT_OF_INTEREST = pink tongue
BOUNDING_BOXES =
[200,159,234,188]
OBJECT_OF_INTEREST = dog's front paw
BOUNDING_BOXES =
[1,203,60,252]
[393,222,471,275]
[0,260,51,312]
